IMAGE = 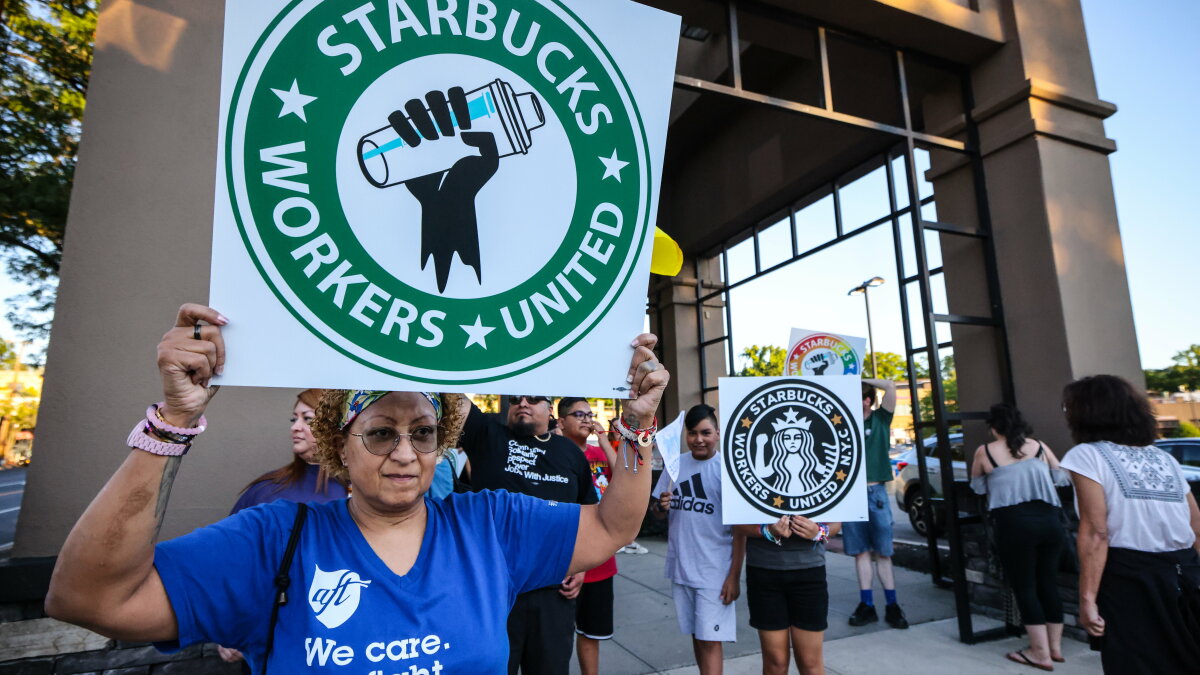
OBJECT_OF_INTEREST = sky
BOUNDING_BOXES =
[0,0,1196,370]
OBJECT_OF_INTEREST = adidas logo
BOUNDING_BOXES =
[671,473,715,514]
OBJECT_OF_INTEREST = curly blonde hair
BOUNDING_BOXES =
[310,390,468,484]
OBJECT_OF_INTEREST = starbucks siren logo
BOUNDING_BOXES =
[227,0,651,383]
[785,333,861,376]
[724,379,862,518]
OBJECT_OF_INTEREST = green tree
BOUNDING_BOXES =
[1144,344,1200,395]
[1176,421,1200,438]
[1,1,98,340]
[919,355,958,422]
[737,345,786,377]
[863,351,907,380]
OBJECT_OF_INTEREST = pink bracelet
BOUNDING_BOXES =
[127,421,190,456]
[146,403,207,436]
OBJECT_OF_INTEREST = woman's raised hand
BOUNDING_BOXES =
[624,333,670,427]
[156,304,227,427]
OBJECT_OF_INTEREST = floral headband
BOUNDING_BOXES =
[339,390,443,429]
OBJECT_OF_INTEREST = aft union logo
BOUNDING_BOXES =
[308,565,373,629]
[724,379,862,518]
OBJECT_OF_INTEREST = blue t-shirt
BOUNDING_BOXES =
[154,491,579,673]
[230,463,348,514]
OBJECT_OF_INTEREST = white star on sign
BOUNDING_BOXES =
[599,149,630,182]
[461,315,496,350]
[271,80,318,123]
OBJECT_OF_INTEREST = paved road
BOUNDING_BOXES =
[0,466,27,556]
[885,479,949,549]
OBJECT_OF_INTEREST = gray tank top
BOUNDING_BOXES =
[746,533,825,570]
[970,444,1068,510]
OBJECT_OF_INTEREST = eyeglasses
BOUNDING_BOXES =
[350,425,439,455]
[508,395,548,405]
[566,411,596,421]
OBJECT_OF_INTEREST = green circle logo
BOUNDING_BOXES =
[227,0,651,383]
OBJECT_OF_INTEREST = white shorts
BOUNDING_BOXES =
[672,583,737,642]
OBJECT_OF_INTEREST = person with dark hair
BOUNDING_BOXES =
[1059,375,1200,674]
[735,513,841,675]
[556,396,617,675]
[218,388,348,666]
[970,403,1068,670]
[456,392,598,674]
[844,379,907,629]
[45,304,670,675]
[230,389,347,514]
[651,404,745,675]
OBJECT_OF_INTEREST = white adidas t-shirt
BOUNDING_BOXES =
[1060,441,1196,552]
[654,451,732,589]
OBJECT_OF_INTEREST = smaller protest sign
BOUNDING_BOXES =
[720,375,867,525]
[655,411,686,484]
[785,328,867,377]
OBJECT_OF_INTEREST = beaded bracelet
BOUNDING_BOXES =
[761,524,782,546]
[612,415,657,473]
[814,523,830,544]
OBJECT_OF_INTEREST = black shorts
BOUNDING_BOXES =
[746,565,828,632]
[575,576,614,639]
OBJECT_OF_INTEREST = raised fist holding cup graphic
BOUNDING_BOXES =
[356,81,545,294]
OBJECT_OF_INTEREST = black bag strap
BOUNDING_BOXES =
[263,503,308,673]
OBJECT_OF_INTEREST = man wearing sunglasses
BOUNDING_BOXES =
[457,394,597,675]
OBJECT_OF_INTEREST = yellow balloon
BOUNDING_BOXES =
[651,227,683,276]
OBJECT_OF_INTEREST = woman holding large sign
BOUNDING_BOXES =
[45,303,669,674]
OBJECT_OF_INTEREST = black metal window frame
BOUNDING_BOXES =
[676,0,1017,644]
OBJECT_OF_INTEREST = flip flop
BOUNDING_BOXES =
[1006,651,1054,672]
[1051,656,1066,663]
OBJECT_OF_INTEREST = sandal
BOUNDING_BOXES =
[1006,650,1054,672]
[1051,656,1065,663]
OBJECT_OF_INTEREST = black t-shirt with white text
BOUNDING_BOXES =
[460,405,597,506]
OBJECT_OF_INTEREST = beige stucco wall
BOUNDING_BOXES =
[12,0,296,557]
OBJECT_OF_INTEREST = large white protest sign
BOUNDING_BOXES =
[720,376,867,524]
[784,328,868,377]
[209,0,679,395]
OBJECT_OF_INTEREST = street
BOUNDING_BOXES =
[0,466,26,557]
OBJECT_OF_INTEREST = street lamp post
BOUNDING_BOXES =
[848,276,886,377]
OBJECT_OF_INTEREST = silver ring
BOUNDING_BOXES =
[193,324,202,340]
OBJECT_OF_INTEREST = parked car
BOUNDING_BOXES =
[1153,438,1200,499]
[894,433,966,537]
[889,443,914,474]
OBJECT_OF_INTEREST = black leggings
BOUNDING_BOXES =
[991,500,1066,625]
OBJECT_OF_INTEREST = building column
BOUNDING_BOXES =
[12,0,297,558]
[648,256,727,423]
[929,0,1140,453]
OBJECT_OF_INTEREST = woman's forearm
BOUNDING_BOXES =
[595,431,654,546]
[728,530,746,578]
[47,449,180,629]
[1076,523,1108,603]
